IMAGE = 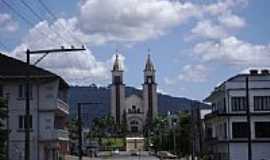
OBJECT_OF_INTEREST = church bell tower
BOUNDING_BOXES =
[143,54,158,123]
[111,54,125,125]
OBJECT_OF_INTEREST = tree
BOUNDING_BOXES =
[68,118,79,154]
[0,98,7,160]
[176,111,192,157]
[91,117,106,145]
[150,114,169,151]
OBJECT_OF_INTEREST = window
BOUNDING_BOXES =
[254,96,270,111]
[146,76,153,83]
[206,128,212,139]
[18,84,32,99]
[18,115,33,129]
[255,122,270,138]
[232,122,248,138]
[0,85,3,97]
[231,97,246,111]
[212,103,217,111]
[113,76,121,84]
[130,105,138,113]
[130,120,138,125]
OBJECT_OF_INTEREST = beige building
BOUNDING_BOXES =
[0,53,69,160]
[126,137,144,152]
[110,54,158,134]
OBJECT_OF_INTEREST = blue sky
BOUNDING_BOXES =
[1,0,270,100]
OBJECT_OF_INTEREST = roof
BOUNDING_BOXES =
[112,54,122,71]
[144,54,155,72]
[0,53,68,87]
[204,70,270,102]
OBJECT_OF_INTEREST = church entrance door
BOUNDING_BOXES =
[131,126,138,133]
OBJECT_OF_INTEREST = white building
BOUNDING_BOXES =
[110,54,158,134]
[0,53,69,160]
[204,69,270,160]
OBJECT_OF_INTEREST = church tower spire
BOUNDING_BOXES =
[113,54,122,71]
[144,54,155,72]
[143,52,158,125]
[111,52,125,125]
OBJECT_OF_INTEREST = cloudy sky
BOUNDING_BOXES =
[0,0,270,100]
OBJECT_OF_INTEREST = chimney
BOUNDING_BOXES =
[261,69,269,75]
[250,69,258,75]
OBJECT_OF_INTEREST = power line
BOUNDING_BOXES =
[19,0,75,45]
[1,0,88,84]
[37,0,84,45]
[1,0,35,26]
[20,0,44,21]
[36,0,92,85]
[1,0,56,44]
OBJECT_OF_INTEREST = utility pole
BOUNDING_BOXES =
[5,93,10,160]
[24,46,85,160]
[191,103,195,160]
[173,122,176,155]
[77,102,101,160]
[77,103,83,160]
[246,76,252,160]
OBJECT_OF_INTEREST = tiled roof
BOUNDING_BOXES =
[0,53,68,87]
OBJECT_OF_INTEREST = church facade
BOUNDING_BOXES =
[110,54,158,134]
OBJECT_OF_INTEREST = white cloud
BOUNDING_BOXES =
[218,12,246,28]
[178,64,208,82]
[0,13,18,32]
[203,0,247,16]
[193,36,270,66]
[164,77,176,85]
[11,19,114,85]
[191,20,228,39]
[77,0,200,43]
[157,87,169,95]
[7,0,252,87]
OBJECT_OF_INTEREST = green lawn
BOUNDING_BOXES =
[102,138,125,150]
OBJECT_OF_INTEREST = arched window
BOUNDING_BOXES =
[131,105,136,113]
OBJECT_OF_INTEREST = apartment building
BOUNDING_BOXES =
[204,69,270,160]
[0,53,69,160]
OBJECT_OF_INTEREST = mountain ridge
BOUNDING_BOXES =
[68,85,210,127]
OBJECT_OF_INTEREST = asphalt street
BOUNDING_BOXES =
[65,151,160,160]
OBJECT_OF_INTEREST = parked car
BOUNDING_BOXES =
[157,151,177,159]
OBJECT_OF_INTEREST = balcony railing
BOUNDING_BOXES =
[39,129,69,141]
[57,98,69,113]
[54,129,69,141]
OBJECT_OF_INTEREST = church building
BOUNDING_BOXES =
[110,54,158,134]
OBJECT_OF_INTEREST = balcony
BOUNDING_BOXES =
[56,98,69,114]
[40,129,69,141]
[53,129,69,141]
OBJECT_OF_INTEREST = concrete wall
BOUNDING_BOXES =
[3,78,68,160]
[230,143,270,160]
